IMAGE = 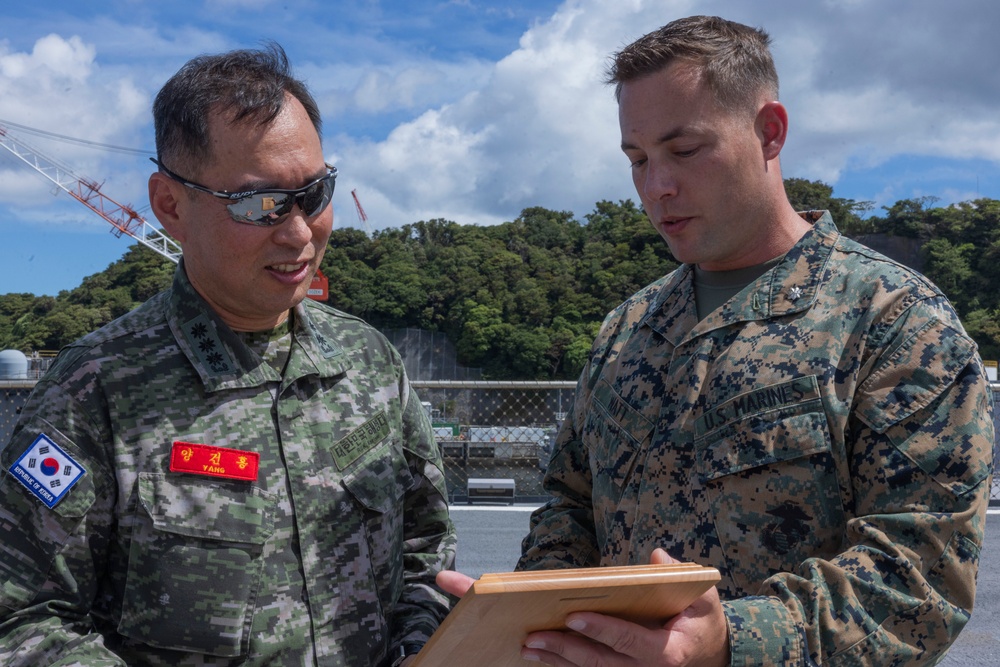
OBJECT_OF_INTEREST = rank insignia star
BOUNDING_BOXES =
[788,286,803,302]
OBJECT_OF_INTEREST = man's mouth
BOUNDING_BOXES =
[269,262,308,273]
[659,216,693,231]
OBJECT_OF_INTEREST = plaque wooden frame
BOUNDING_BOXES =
[412,562,721,667]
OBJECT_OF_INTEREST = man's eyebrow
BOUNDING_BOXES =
[621,127,687,152]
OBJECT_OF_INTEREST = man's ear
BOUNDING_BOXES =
[148,172,187,243]
[756,100,788,162]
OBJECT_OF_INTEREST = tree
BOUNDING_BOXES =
[783,178,874,234]
[876,196,940,238]
[962,308,1000,362]
[921,239,976,313]
[8,191,1000,380]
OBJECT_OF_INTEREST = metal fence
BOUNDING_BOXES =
[2,380,999,505]
[412,381,575,503]
[0,382,33,451]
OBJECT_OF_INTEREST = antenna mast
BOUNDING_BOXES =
[351,188,372,235]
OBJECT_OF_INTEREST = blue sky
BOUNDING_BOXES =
[3,0,1000,296]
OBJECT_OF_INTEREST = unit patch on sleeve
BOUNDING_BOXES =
[8,433,87,508]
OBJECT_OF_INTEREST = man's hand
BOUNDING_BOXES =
[519,549,730,667]
[436,569,476,598]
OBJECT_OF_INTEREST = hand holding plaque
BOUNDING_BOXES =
[414,562,721,667]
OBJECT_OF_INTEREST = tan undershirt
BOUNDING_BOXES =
[693,255,785,321]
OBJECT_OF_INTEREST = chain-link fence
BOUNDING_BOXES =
[412,381,576,503]
[0,382,34,450]
[2,380,1000,505]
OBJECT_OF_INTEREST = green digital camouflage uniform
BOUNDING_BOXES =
[518,212,994,666]
[0,266,456,666]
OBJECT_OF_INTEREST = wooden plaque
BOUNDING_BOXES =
[411,562,721,666]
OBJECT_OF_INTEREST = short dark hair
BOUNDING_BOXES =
[153,42,322,171]
[606,15,778,116]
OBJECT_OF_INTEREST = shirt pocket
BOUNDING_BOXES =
[118,472,276,657]
[695,376,846,594]
[328,436,412,662]
[855,317,990,496]
[341,436,413,516]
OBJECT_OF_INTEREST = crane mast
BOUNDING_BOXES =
[0,124,181,264]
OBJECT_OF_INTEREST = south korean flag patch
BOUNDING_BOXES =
[9,433,86,508]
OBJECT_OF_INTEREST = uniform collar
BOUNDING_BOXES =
[642,211,840,344]
[166,263,350,392]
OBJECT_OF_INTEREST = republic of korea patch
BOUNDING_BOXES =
[8,433,86,508]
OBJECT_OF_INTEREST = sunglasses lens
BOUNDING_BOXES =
[224,170,335,226]
[302,179,334,217]
[227,193,295,225]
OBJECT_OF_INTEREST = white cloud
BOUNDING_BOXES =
[763,0,1000,198]
[345,59,494,114]
[0,33,151,211]
[4,0,1000,297]
[345,0,1000,230]
[3,33,94,80]
[335,0,662,229]
[0,34,96,139]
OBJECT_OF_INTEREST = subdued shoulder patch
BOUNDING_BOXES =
[8,434,86,508]
[331,411,391,470]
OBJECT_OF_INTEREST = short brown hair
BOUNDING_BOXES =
[606,15,778,116]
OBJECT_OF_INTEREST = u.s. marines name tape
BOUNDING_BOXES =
[9,433,86,508]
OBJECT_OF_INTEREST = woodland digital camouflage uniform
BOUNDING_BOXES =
[0,265,456,666]
[518,212,994,666]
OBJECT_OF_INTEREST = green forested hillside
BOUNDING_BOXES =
[4,180,1000,378]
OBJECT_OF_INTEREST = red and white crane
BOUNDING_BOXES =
[0,123,181,264]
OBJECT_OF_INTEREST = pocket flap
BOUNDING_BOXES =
[698,412,832,481]
[137,473,275,544]
[695,377,829,481]
[341,443,410,514]
[856,318,976,432]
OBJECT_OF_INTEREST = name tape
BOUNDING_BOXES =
[170,441,259,481]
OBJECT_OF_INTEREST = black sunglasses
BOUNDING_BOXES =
[150,157,337,227]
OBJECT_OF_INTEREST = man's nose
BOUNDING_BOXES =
[272,204,314,245]
[641,160,678,200]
